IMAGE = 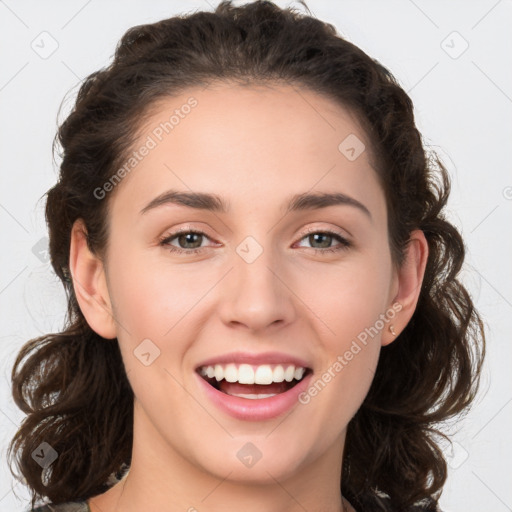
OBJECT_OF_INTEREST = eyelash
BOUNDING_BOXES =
[158,227,352,256]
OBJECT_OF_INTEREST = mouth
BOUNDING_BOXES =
[196,363,313,399]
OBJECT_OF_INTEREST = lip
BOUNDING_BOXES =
[196,369,313,421]
[195,351,312,370]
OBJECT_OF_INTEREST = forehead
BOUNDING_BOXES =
[108,82,385,222]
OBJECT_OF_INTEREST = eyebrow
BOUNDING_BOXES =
[140,189,372,219]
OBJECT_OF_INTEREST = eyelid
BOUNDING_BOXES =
[158,223,351,244]
[159,224,215,239]
[299,224,351,240]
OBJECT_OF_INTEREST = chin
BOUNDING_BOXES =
[189,435,314,484]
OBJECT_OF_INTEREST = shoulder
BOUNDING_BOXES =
[29,501,89,512]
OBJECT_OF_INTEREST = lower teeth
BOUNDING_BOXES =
[227,392,278,399]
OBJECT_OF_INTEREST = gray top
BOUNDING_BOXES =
[30,502,90,512]
[27,465,442,512]
[29,498,443,511]
[28,465,127,512]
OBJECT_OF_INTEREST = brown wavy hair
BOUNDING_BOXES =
[8,1,485,510]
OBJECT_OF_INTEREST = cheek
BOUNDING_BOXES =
[106,252,206,403]
[294,249,391,403]
[296,253,393,346]
[297,266,386,433]
[107,248,211,338]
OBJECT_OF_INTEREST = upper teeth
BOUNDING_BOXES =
[198,364,306,385]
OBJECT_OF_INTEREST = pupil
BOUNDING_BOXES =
[311,233,331,248]
[180,233,202,249]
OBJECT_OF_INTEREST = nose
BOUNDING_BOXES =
[217,241,296,333]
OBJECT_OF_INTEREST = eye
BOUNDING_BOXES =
[159,227,352,256]
[295,229,352,254]
[159,228,215,255]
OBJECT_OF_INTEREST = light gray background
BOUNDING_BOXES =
[1,1,511,511]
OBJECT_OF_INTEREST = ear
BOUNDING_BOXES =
[382,229,429,346]
[68,219,117,339]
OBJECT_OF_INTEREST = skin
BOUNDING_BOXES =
[69,82,428,512]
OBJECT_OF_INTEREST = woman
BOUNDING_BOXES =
[8,1,485,511]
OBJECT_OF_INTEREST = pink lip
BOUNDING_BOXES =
[196,370,313,421]
[195,351,312,370]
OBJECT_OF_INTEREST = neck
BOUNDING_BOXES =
[89,401,352,512]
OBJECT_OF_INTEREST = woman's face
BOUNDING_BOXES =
[97,83,400,484]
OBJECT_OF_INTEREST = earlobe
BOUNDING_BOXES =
[68,219,117,339]
[382,229,429,346]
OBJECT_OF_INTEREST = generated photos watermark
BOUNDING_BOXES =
[298,302,403,404]
[93,96,198,200]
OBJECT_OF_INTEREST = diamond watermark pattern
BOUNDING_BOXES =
[31,236,50,263]
[444,440,469,469]
[338,134,365,161]
[236,442,263,468]
[236,236,264,264]
[134,338,161,366]
[31,442,58,468]
[31,31,59,59]
[441,31,469,59]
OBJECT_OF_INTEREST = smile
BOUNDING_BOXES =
[195,358,313,421]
